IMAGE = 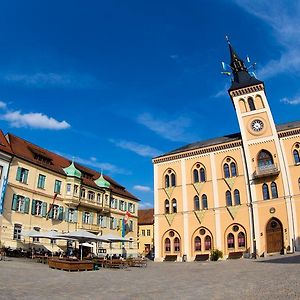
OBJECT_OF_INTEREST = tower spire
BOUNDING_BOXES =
[225,37,263,91]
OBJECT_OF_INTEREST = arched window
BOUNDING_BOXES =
[226,190,232,206]
[171,173,176,187]
[238,232,245,248]
[174,237,180,252]
[262,183,270,200]
[230,162,237,177]
[200,168,206,182]
[258,150,273,168]
[224,164,230,178]
[234,189,240,205]
[271,182,278,199]
[204,235,211,250]
[165,175,170,188]
[299,178,300,190]
[248,97,256,111]
[172,199,177,213]
[194,195,200,211]
[165,238,171,252]
[227,233,235,248]
[165,200,170,214]
[193,169,199,183]
[194,236,201,251]
[293,149,300,164]
[201,194,208,209]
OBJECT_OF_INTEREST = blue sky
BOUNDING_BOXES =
[0,0,299,208]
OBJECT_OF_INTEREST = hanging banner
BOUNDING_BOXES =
[193,182,205,195]
[194,210,206,224]
[0,176,8,214]
[165,213,175,226]
[164,187,174,199]
[227,206,240,220]
[224,177,236,190]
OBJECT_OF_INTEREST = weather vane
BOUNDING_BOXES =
[221,35,257,80]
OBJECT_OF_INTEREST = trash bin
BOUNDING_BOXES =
[182,255,187,262]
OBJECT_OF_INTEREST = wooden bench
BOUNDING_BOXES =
[127,258,147,268]
[195,254,210,261]
[103,259,128,269]
[48,259,93,271]
[227,251,244,259]
[164,255,177,262]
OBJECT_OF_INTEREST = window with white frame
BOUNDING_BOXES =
[35,200,43,216]
[16,167,29,184]
[37,174,46,189]
[68,208,75,222]
[88,191,95,201]
[83,212,90,224]
[32,227,40,242]
[16,195,25,212]
[147,229,151,236]
[97,193,102,203]
[74,185,78,195]
[53,205,59,219]
[80,188,86,198]
[54,180,62,194]
[13,224,22,240]
[66,183,72,195]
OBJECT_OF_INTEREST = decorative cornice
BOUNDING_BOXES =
[278,128,300,138]
[229,84,264,97]
[153,141,242,164]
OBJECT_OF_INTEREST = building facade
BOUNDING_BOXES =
[153,41,300,262]
[138,208,154,257]
[0,133,139,256]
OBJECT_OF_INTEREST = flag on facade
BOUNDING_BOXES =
[46,193,57,220]
[122,211,133,237]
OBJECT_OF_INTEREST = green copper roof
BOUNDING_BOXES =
[63,161,82,179]
[94,173,110,188]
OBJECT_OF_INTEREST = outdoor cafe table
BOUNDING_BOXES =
[48,258,94,271]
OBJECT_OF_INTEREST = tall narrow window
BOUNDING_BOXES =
[271,182,278,199]
[171,173,176,187]
[165,238,171,252]
[16,167,29,184]
[234,189,240,205]
[224,164,230,178]
[37,174,46,189]
[238,232,245,248]
[174,237,180,252]
[165,175,170,188]
[194,236,201,251]
[299,178,300,190]
[293,149,300,164]
[230,162,237,177]
[194,196,200,211]
[258,150,273,168]
[54,180,62,194]
[227,233,235,248]
[226,191,232,206]
[193,169,199,183]
[248,97,256,111]
[165,200,170,214]
[204,236,211,250]
[201,194,208,209]
[13,224,22,240]
[200,168,206,182]
[263,183,270,200]
[172,199,177,213]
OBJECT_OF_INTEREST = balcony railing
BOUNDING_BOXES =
[79,198,110,212]
[253,163,280,179]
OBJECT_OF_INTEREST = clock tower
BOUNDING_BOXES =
[227,39,295,254]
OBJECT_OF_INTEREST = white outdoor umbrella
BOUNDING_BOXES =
[58,230,108,259]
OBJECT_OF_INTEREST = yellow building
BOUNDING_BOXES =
[138,208,154,257]
[0,132,139,257]
[153,41,300,262]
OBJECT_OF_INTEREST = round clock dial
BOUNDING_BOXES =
[251,119,264,132]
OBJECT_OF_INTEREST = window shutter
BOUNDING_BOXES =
[124,202,127,212]
[133,204,135,213]
[64,208,69,221]
[21,199,25,213]
[115,199,118,209]
[89,212,94,224]
[24,197,30,214]
[11,194,18,211]
[16,167,21,181]
[24,169,29,184]
[113,218,117,229]
[31,199,36,215]
[82,212,85,223]
[42,202,47,217]
[119,201,122,210]
[73,210,78,223]
[103,216,107,228]
[58,206,64,220]
[49,206,54,219]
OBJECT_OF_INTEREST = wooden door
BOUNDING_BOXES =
[266,219,283,253]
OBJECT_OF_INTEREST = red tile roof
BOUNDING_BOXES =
[0,130,13,155]
[138,208,154,225]
[7,133,139,201]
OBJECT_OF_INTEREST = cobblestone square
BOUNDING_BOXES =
[1,254,300,299]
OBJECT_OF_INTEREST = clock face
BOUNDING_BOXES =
[251,119,264,132]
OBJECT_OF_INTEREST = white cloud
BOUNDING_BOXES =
[3,72,99,89]
[0,101,7,109]
[0,110,70,130]
[280,97,300,105]
[137,113,197,142]
[54,151,130,175]
[139,201,154,209]
[110,139,161,157]
[133,185,152,192]
[233,0,300,79]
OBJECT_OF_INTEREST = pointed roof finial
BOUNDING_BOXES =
[225,35,230,44]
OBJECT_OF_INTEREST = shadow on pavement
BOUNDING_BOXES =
[256,254,300,264]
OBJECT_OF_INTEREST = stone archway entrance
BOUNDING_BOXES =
[266,218,283,253]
